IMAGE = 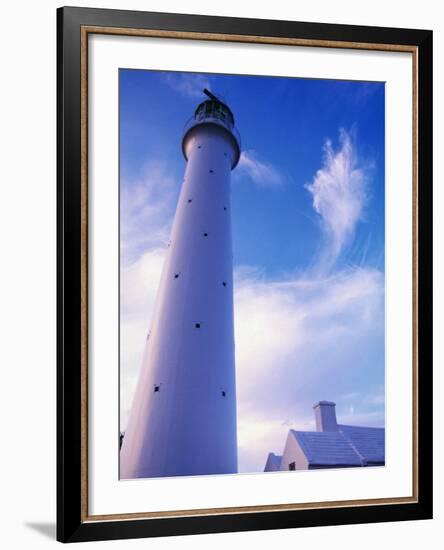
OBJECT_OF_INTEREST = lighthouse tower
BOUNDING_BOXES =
[120,90,241,479]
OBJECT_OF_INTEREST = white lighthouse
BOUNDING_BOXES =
[120,90,241,479]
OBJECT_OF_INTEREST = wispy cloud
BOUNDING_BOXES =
[120,247,168,429]
[237,149,285,187]
[305,129,368,271]
[234,265,384,472]
[232,131,381,472]
[120,162,178,266]
[162,72,211,99]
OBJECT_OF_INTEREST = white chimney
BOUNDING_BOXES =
[314,401,338,432]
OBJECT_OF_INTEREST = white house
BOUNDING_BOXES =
[264,401,385,472]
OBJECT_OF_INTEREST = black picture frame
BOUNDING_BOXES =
[57,5,433,543]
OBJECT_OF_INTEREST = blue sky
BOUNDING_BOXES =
[119,69,385,473]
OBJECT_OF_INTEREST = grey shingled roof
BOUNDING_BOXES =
[291,424,385,467]
[264,452,282,471]
[338,425,385,464]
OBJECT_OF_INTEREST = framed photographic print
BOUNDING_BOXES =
[57,6,433,543]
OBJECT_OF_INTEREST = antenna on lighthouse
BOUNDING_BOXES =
[203,88,222,102]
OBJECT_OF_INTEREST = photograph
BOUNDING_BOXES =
[118,69,386,480]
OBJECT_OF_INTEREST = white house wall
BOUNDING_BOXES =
[280,431,310,471]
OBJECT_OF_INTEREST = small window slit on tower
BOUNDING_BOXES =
[203,232,208,237]
[154,385,160,393]
[221,391,226,398]
[222,281,227,287]
[209,169,214,174]
[194,323,201,329]
[188,199,192,203]
[198,145,201,149]
[223,206,227,211]
[174,273,180,279]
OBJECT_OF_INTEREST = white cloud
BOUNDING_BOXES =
[305,129,368,271]
[120,162,178,266]
[162,72,211,99]
[237,149,284,187]
[234,265,384,472]
[121,248,167,320]
[120,247,167,429]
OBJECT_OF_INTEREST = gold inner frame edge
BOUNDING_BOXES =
[79,25,419,523]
